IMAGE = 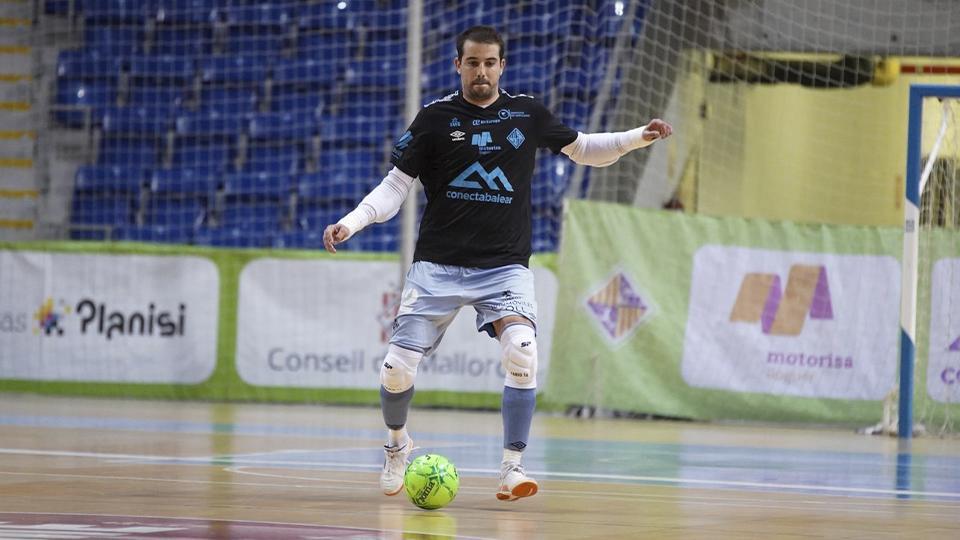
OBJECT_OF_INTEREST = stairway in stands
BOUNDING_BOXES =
[0,0,36,241]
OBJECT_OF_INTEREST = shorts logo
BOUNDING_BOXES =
[729,265,833,336]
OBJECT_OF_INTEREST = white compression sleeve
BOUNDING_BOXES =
[560,125,656,167]
[337,167,415,240]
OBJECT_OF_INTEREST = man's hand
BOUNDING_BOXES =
[642,118,673,141]
[323,223,351,253]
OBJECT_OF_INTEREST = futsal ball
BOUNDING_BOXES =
[403,454,460,510]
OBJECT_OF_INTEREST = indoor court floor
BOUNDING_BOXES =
[0,393,958,539]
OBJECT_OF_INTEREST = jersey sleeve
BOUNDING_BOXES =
[535,101,579,154]
[390,108,431,177]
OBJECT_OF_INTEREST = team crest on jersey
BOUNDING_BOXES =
[450,130,465,141]
[449,117,461,127]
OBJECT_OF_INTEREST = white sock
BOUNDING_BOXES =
[502,448,522,464]
[387,428,409,447]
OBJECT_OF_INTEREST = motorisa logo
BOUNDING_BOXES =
[681,245,899,400]
[927,258,960,402]
[729,264,833,337]
[446,162,514,205]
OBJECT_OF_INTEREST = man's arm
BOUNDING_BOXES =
[561,119,673,167]
[323,166,416,253]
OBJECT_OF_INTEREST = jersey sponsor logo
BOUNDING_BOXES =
[472,118,500,126]
[392,130,413,160]
[498,108,531,120]
[471,131,502,154]
[447,162,514,205]
[450,130,465,141]
[507,128,525,149]
[449,162,514,192]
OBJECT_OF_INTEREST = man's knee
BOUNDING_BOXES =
[499,324,537,389]
[380,344,424,393]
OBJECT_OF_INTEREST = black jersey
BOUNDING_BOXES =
[390,90,578,268]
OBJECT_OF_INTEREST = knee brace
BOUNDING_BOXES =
[380,344,424,393]
[499,324,538,389]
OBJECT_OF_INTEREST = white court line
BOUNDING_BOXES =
[3,447,959,500]
[0,512,496,540]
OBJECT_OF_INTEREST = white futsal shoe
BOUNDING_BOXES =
[496,461,539,501]
[380,439,413,496]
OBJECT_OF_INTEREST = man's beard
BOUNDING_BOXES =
[466,81,494,101]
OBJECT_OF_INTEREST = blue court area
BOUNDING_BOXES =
[2,408,958,503]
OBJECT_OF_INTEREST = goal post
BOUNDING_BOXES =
[899,84,960,438]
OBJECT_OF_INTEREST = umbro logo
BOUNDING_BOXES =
[450,130,465,141]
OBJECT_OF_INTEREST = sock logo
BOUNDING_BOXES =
[729,265,833,336]
[510,441,527,450]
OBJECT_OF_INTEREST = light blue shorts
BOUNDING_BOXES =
[389,261,537,354]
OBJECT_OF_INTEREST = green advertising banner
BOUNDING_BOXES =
[0,240,555,410]
[547,200,960,426]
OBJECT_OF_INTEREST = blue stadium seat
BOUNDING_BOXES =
[503,63,552,97]
[153,0,218,24]
[97,137,159,168]
[151,25,213,56]
[102,106,173,136]
[269,88,325,114]
[150,168,219,199]
[319,114,398,147]
[84,25,144,54]
[198,87,258,114]
[176,110,245,138]
[83,0,150,24]
[220,3,293,27]
[127,83,187,109]
[422,58,456,94]
[222,31,285,57]
[199,55,268,86]
[293,205,351,230]
[143,198,206,227]
[44,1,74,16]
[273,57,340,89]
[531,215,559,253]
[297,174,366,206]
[75,165,143,194]
[296,2,359,31]
[170,141,231,172]
[52,79,116,127]
[223,171,293,201]
[363,38,406,62]
[248,111,318,141]
[294,32,354,62]
[273,229,325,250]
[217,202,284,229]
[57,49,123,81]
[71,194,133,226]
[344,59,404,89]
[113,224,194,244]
[194,225,273,248]
[243,145,299,174]
[128,54,195,82]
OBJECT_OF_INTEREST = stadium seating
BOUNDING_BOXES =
[54,1,620,251]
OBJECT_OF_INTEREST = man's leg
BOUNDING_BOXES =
[495,317,539,501]
[378,343,423,495]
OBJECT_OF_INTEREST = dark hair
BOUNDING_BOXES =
[456,25,505,59]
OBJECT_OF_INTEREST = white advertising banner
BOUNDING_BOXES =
[681,246,900,400]
[0,251,219,383]
[236,259,558,392]
[928,258,960,403]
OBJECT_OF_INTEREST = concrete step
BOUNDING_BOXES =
[0,162,34,188]
[0,77,29,101]
[0,2,33,20]
[0,45,32,74]
[0,129,34,157]
[0,190,37,227]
